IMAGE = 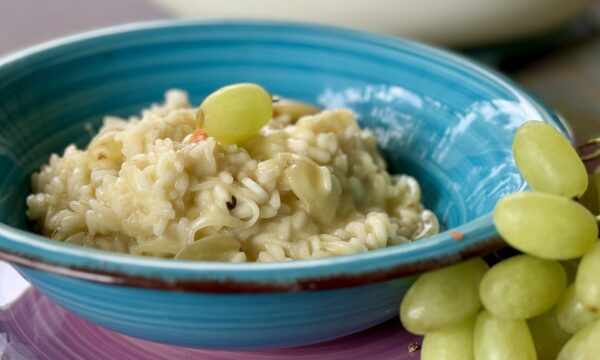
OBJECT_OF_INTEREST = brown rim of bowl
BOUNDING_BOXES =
[0,236,505,293]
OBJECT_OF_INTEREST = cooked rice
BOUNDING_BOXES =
[26,90,439,262]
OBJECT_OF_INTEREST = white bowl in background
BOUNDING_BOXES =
[151,0,593,48]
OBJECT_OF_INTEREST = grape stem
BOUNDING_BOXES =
[581,138,600,161]
[586,138,600,145]
[581,149,600,161]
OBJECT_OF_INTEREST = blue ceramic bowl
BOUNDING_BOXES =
[0,20,566,349]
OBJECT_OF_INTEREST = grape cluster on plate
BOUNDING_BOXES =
[399,121,600,359]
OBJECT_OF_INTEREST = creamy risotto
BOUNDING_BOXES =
[26,86,438,262]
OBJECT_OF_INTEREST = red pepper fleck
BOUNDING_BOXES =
[450,230,464,241]
[191,129,208,144]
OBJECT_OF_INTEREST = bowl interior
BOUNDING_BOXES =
[0,20,565,285]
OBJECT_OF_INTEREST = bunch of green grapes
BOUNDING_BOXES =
[400,121,600,359]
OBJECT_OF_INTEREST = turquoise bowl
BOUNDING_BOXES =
[0,20,565,349]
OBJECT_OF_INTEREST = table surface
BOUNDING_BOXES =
[1,1,599,359]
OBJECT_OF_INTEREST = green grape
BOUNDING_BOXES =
[474,310,537,360]
[513,120,588,198]
[579,173,600,215]
[480,255,566,319]
[399,258,489,335]
[528,307,572,360]
[421,316,476,360]
[557,322,595,360]
[576,243,600,314]
[198,83,273,144]
[583,320,600,360]
[494,192,598,260]
[557,284,597,334]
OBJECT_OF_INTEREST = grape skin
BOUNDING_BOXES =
[494,192,597,260]
[557,284,597,334]
[576,243,600,315]
[198,83,272,144]
[557,321,596,360]
[513,120,588,198]
[474,310,537,360]
[479,255,566,320]
[583,320,600,360]
[399,258,488,335]
[421,316,476,360]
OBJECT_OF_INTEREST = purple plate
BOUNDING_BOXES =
[0,262,422,359]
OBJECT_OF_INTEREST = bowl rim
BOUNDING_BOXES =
[0,19,566,293]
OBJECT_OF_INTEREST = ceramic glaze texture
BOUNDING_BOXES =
[0,262,424,359]
[0,20,565,348]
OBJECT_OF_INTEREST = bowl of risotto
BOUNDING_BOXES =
[0,20,566,349]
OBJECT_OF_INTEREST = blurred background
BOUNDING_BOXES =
[0,0,598,143]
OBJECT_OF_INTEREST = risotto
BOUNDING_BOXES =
[26,85,439,262]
